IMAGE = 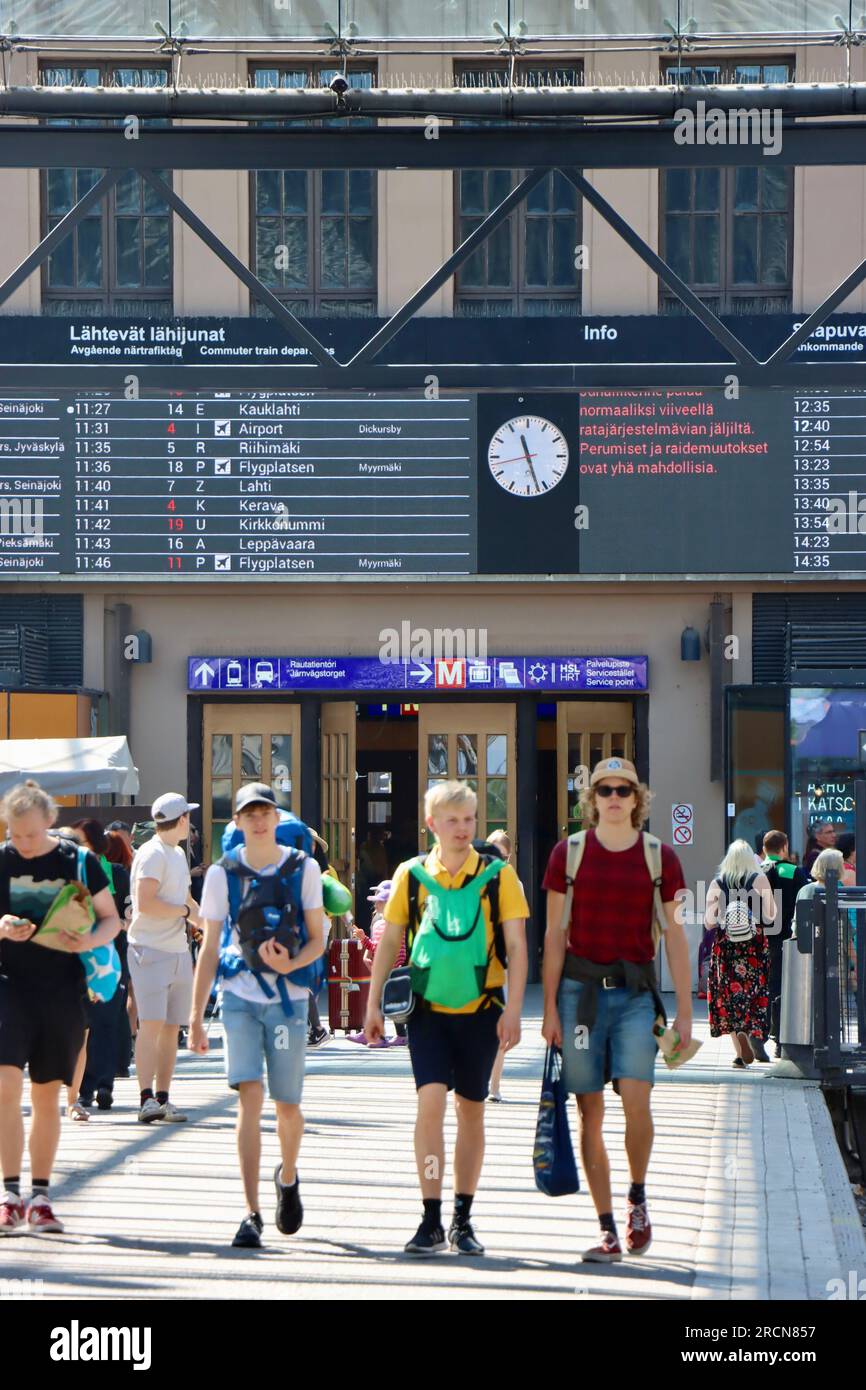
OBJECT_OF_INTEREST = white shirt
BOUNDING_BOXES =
[200,848,325,1004]
[129,837,191,954]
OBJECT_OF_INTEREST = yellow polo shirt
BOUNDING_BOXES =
[383,845,529,1015]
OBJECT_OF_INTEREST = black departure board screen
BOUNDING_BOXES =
[10,392,476,577]
[2,386,865,578]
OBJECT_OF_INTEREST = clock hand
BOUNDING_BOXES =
[492,452,538,466]
[520,434,542,492]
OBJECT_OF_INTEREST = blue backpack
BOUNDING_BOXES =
[216,845,325,1014]
[221,809,313,858]
[76,846,122,1005]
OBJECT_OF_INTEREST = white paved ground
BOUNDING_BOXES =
[1,988,863,1301]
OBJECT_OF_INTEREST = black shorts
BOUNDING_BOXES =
[407,1000,501,1102]
[0,977,87,1085]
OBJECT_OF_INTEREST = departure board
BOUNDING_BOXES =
[5,386,866,578]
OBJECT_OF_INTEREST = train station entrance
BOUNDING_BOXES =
[196,691,639,947]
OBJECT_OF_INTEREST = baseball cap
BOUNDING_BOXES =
[152,793,199,822]
[590,757,639,788]
[367,879,393,904]
[234,782,278,814]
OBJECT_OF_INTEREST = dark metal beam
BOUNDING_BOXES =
[3,83,866,121]
[0,168,121,307]
[560,168,759,368]
[765,250,866,366]
[2,362,866,390]
[139,170,335,370]
[348,168,547,367]
[2,123,866,169]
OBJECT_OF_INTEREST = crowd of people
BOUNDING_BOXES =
[0,765,850,1262]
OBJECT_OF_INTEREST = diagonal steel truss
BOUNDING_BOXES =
[0,122,864,390]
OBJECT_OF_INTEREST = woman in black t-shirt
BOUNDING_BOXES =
[0,781,119,1236]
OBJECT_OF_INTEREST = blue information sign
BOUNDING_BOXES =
[188,654,647,693]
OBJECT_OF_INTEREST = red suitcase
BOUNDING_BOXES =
[327,938,371,1034]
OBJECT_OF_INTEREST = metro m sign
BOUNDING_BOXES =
[435,658,466,689]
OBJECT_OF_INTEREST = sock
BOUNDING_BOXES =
[140,1089,154,1106]
[452,1192,474,1229]
[599,1212,618,1236]
[31,1180,49,1200]
[277,1166,298,1189]
[3,1178,20,1196]
[422,1197,442,1230]
[155,1091,169,1107]
[628,1182,646,1206]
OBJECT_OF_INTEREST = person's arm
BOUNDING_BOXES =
[135,876,190,922]
[189,915,222,1053]
[542,890,567,1047]
[59,885,120,951]
[258,906,326,975]
[498,918,527,1050]
[662,901,692,1048]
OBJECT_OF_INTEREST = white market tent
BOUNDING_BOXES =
[0,736,140,798]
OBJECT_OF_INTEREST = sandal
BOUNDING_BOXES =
[732,1057,746,1069]
[67,1102,90,1121]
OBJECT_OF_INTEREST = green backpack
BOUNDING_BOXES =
[407,856,505,1009]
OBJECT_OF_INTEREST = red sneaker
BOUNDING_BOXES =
[0,1192,25,1236]
[581,1230,623,1263]
[625,1200,652,1255]
[26,1195,64,1234]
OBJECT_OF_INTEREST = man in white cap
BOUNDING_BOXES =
[129,793,200,1123]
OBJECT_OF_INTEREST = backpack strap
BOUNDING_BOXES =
[406,856,428,955]
[558,831,587,933]
[641,833,667,950]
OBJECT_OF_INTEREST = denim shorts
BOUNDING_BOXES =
[557,977,658,1094]
[221,989,308,1104]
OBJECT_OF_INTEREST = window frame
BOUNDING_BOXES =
[453,62,584,318]
[247,62,378,318]
[39,61,174,316]
[658,56,795,315]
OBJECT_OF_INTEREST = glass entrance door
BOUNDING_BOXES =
[417,703,516,851]
[203,703,301,863]
[556,701,634,838]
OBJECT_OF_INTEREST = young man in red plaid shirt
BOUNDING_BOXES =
[542,758,692,1263]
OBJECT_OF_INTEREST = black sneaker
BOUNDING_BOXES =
[448,1222,485,1255]
[95,1089,113,1110]
[307,1027,331,1049]
[404,1221,448,1255]
[274,1166,303,1235]
[232,1212,263,1249]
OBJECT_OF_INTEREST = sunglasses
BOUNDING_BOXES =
[596,784,635,798]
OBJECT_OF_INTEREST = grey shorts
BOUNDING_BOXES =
[128,943,193,1025]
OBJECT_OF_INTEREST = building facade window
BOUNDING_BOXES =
[660,61,793,315]
[40,65,172,317]
[250,66,376,317]
[454,66,583,317]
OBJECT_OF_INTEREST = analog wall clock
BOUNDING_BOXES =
[487,415,569,497]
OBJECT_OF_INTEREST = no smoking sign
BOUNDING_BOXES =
[672,803,694,846]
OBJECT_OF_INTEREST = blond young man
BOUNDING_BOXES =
[542,758,692,1263]
[365,782,529,1256]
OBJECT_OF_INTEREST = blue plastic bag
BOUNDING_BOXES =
[533,1046,580,1197]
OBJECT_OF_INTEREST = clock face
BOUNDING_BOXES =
[487,415,569,497]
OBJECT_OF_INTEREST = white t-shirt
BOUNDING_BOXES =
[129,837,191,954]
[200,849,325,1004]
